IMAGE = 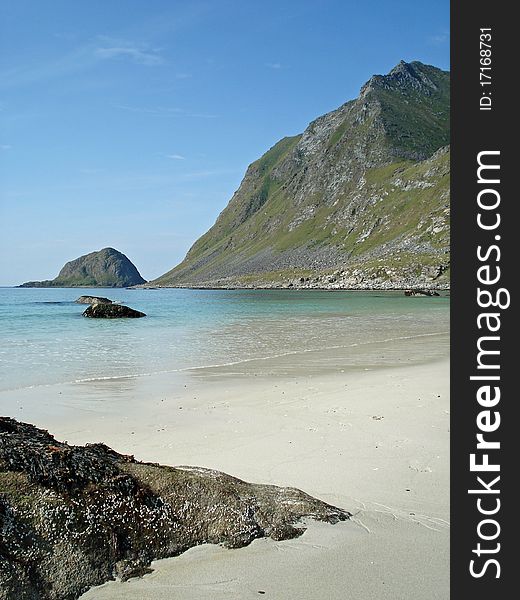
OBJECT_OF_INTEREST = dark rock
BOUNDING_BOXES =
[404,289,440,297]
[83,304,146,319]
[75,296,113,305]
[0,418,349,600]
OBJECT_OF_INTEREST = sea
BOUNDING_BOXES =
[0,287,450,393]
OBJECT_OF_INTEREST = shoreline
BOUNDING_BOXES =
[137,284,451,292]
[10,284,450,291]
[0,328,448,395]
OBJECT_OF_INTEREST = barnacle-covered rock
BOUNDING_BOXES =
[0,418,349,600]
[82,304,146,318]
[75,296,113,305]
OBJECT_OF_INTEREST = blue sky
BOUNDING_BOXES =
[0,0,449,285]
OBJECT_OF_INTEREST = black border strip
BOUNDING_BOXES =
[451,1,513,596]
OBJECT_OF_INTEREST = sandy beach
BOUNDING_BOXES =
[1,333,449,600]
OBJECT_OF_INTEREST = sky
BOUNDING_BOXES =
[0,0,449,286]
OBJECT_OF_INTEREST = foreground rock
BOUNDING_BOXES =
[19,248,146,288]
[0,418,349,600]
[75,296,113,305]
[83,304,146,318]
[404,289,440,297]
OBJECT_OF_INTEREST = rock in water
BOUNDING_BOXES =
[0,418,349,600]
[75,296,113,305]
[19,248,146,288]
[404,289,440,297]
[83,304,146,318]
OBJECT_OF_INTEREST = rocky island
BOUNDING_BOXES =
[152,61,450,291]
[0,418,348,600]
[19,248,146,288]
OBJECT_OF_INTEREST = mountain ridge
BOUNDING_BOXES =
[152,60,450,290]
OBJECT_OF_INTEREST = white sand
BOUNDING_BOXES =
[2,349,449,600]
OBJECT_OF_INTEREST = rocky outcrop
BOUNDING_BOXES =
[83,304,146,318]
[0,418,349,600]
[153,61,450,290]
[404,289,440,297]
[75,296,113,305]
[19,248,146,288]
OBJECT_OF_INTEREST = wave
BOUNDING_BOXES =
[0,330,449,393]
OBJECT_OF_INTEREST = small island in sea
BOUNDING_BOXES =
[19,248,146,289]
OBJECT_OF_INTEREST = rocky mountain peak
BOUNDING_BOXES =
[152,61,450,290]
[361,60,442,98]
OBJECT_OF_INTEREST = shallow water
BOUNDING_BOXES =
[0,287,449,392]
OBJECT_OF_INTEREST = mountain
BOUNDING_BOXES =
[153,61,450,290]
[19,248,146,288]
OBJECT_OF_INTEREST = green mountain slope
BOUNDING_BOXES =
[154,61,450,289]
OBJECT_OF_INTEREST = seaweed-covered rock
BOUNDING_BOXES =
[0,418,349,600]
[75,296,113,305]
[82,304,145,318]
[404,289,440,297]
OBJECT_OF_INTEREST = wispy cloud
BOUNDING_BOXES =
[180,169,237,180]
[114,104,217,119]
[94,39,164,66]
[0,36,164,89]
[5,168,241,201]
[188,112,218,119]
[53,32,79,41]
[1,144,12,151]
[429,31,449,45]
[166,154,185,160]
[114,104,183,115]
[265,62,284,69]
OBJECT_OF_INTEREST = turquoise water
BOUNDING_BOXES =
[0,287,449,392]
